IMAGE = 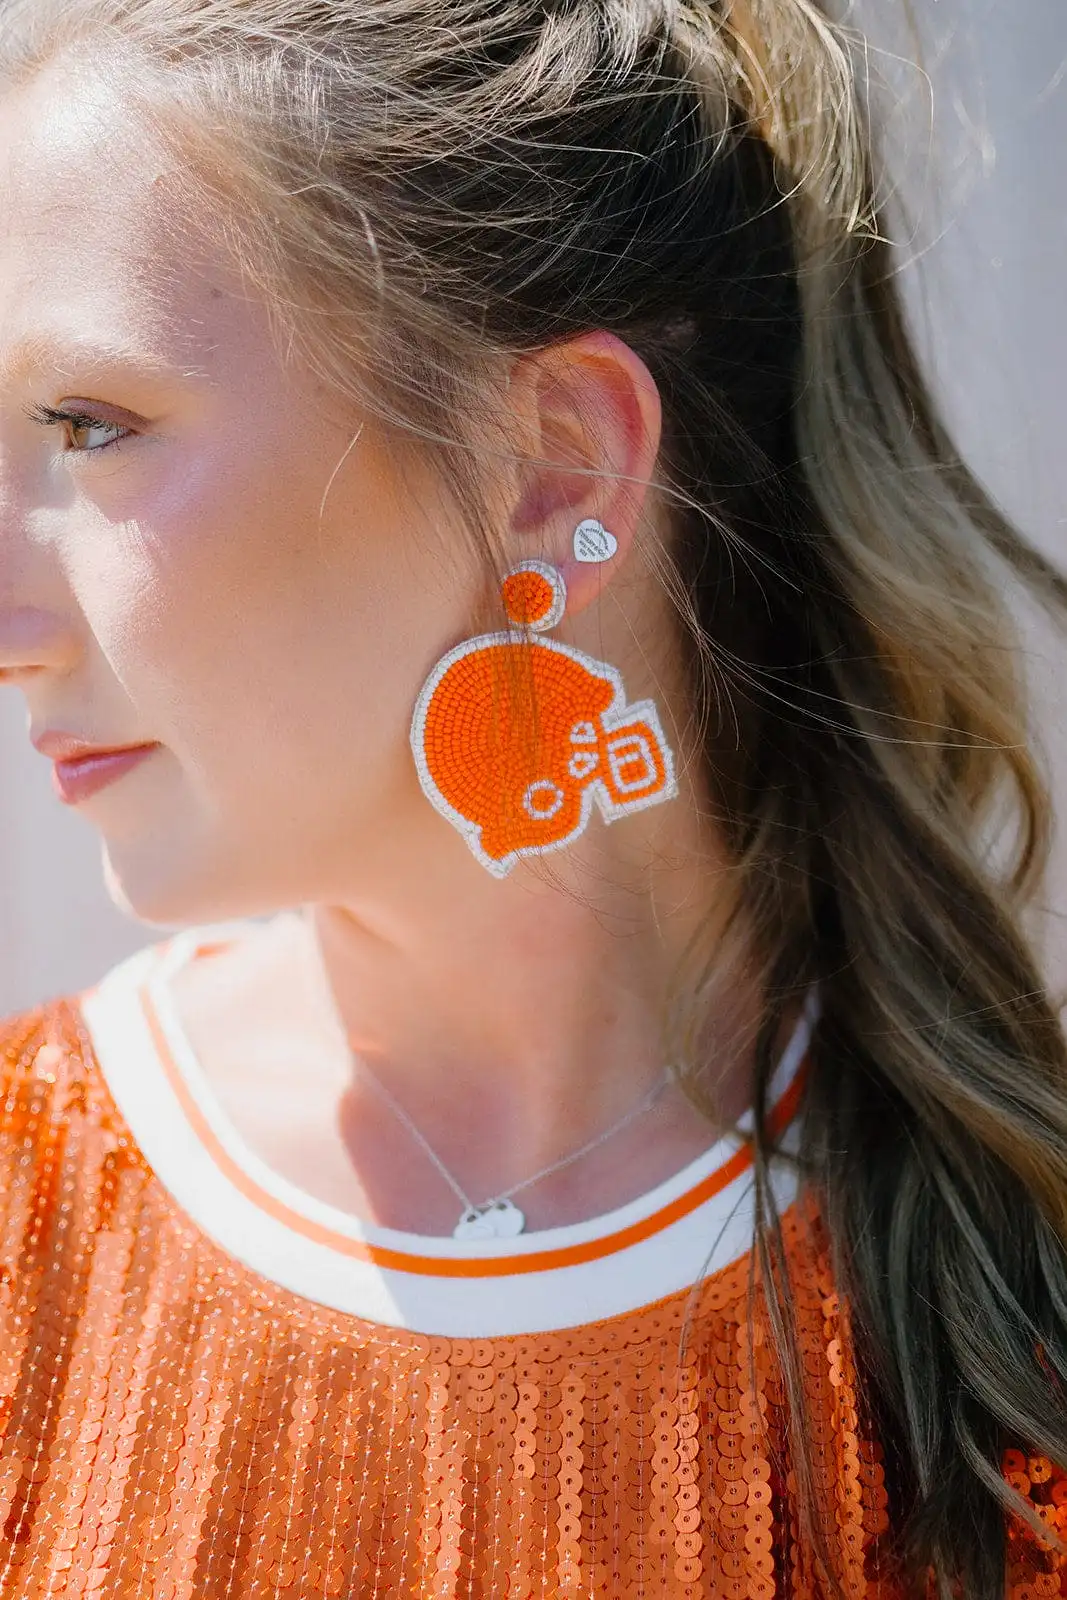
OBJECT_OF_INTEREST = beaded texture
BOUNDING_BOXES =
[410,562,678,878]
[0,1003,1062,1597]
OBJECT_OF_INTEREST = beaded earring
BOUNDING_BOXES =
[410,520,678,877]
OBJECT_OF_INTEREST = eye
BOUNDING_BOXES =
[22,402,133,456]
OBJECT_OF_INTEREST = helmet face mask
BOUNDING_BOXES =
[411,589,678,878]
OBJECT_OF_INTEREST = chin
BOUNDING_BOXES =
[100,848,208,931]
[98,839,287,933]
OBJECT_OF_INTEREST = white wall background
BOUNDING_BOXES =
[0,0,1065,1015]
[856,0,1067,995]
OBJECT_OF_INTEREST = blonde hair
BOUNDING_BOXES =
[4,0,1067,1590]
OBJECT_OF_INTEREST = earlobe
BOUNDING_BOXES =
[573,519,619,564]
[503,331,663,613]
[557,517,626,620]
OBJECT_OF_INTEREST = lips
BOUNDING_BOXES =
[32,730,157,763]
[48,744,161,805]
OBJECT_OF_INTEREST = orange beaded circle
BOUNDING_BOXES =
[501,567,559,628]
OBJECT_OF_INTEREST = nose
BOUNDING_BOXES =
[0,606,78,681]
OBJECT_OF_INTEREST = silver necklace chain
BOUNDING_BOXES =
[354,1052,673,1232]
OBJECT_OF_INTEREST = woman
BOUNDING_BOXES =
[0,0,1064,1594]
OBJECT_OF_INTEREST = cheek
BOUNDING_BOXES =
[64,466,471,792]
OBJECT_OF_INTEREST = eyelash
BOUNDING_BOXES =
[22,402,132,456]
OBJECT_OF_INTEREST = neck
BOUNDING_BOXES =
[298,807,766,1211]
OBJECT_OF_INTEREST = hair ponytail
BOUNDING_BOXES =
[4,0,1066,1590]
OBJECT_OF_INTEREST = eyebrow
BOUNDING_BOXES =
[0,331,187,388]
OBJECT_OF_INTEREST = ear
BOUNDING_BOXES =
[504,330,663,618]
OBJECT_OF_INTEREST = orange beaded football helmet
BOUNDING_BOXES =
[411,559,678,877]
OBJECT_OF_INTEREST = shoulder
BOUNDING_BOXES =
[0,915,282,1148]
[0,992,80,1106]
[0,931,168,1089]
[0,970,145,1172]
[0,924,230,1172]
[0,989,141,1258]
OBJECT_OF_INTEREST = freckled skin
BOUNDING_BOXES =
[0,59,764,1228]
[0,65,487,929]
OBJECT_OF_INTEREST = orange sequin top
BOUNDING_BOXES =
[0,918,1062,1598]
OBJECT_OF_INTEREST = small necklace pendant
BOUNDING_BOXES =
[452,1199,526,1240]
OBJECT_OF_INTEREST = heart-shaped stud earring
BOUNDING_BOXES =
[573,519,619,564]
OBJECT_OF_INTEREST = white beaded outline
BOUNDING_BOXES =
[410,558,679,878]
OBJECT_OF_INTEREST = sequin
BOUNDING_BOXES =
[0,1003,1061,1596]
